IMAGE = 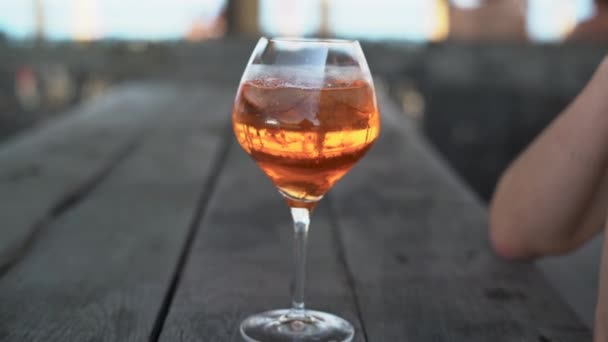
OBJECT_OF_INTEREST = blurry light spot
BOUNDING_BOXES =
[450,0,484,9]
[327,0,447,41]
[399,85,425,123]
[15,66,40,111]
[432,0,450,42]
[527,0,579,42]
[71,0,102,41]
[259,0,320,37]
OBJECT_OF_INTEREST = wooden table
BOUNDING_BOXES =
[0,81,591,341]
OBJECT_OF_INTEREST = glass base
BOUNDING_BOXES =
[240,309,354,342]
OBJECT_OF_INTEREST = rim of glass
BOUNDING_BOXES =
[266,37,359,44]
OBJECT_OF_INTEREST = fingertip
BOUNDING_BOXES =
[488,226,519,260]
[488,211,535,261]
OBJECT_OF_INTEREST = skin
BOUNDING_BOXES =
[489,56,608,341]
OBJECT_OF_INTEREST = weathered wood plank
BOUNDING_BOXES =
[328,88,592,341]
[159,143,365,341]
[0,84,180,272]
[537,234,603,328]
[0,85,232,341]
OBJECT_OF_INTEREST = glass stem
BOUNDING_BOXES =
[290,207,310,319]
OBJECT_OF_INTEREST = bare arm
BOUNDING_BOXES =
[489,57,608,259]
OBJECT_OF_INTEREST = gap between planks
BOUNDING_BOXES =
[149,122,234,342]
[0,139,140,277]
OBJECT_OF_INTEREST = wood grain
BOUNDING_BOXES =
[159,143,365,342]
[0,84,180,272]
[538,234,603,328]
[0,85,232,341]
[0,81,592,342]
[328,88,592,341]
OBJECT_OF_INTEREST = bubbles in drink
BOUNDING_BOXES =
[233,66,380,209]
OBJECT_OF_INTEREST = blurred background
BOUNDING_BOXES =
[1,0,607,202]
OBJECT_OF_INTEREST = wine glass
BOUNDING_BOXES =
[232,37,381,342]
